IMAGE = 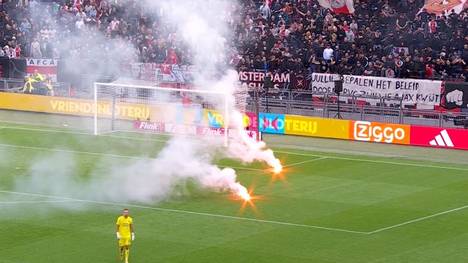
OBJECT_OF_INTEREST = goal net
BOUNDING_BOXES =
[93,82,231,145]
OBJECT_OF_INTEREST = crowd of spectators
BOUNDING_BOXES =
[0,0,467,82]
[236,0,467,81]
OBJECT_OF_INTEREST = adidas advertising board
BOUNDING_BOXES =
[410,126,468,150]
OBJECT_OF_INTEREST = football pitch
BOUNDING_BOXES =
[1,117,468,262]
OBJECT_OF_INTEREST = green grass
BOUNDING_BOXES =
[1,122,468,262]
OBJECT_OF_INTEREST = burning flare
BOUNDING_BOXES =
[239,190,251,201]
[268,156,283,175]
[232,182,251,201]
[273,161,283,174]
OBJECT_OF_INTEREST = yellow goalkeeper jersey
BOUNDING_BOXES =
[116,216,133,237]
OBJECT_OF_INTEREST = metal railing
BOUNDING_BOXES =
[247,90,468,129]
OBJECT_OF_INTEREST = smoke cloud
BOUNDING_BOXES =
[14,138,246,204]
[10,0,281,206]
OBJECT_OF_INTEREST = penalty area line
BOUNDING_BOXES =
[0,190,367,235]
[283,157,329,168]
[367,204,468,235]
[275,150,468,172]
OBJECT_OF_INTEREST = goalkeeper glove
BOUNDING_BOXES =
[116,232,121,240]
[131,233,135,241]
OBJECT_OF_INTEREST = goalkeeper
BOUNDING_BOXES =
[116,208,135,263]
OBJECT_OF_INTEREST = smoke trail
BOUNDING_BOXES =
[151,0,282,171]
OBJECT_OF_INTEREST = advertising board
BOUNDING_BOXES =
[284,115,350,139]
[410,126,468,150]
[349,121,411,145]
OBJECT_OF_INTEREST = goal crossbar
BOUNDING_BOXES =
[94,82,228,95]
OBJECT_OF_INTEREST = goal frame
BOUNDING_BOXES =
[93,82,231,146]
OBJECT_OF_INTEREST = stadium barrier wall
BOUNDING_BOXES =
[1,92,467,150]
[0,92,151,120]
[0,92,258,130]
[1,59,460,111]
[259,113,468,151]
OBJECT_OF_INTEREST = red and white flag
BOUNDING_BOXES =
[421,0,467,15]
[318,0,355,14]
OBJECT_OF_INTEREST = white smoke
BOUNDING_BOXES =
[151,0,282,171]
[14,138,247,204]
[11,0,281,206]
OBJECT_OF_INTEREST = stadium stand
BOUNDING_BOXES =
[0,0,468,81]
[0,0,466,82]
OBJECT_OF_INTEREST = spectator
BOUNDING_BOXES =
[425,64,434,79]
[3,45,12,58]
[428,18,437,34]
[259,1,271,20]
[164,48,179,65]
[323,44,334,62]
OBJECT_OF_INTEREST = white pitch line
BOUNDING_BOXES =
[284,157,329,168]
[2,125,467,172]
[219,166,264,172]
[367,204,468,235]
[0,143,265,173]
[0,200,81,205]
[0,190,367,235]
[0,126,168,143]
[275,150,468,172]
[0,143,147,160]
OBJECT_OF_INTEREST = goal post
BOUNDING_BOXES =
[92,82,231,145]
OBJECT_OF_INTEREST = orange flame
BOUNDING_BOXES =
[273,163,283,174]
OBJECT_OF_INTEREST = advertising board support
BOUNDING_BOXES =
[334,76,344,119]
[111,91,117,131]
[252,88,261,141]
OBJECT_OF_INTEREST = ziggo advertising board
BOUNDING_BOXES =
[347,120,468,150]
[349,121,411,145]
[259,113,468,150]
